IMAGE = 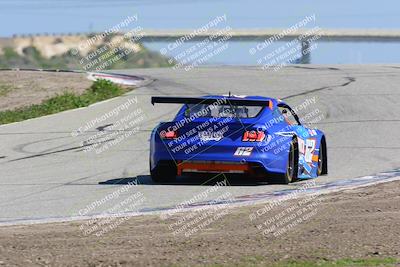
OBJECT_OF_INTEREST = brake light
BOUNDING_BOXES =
[160,130,178,139]
[242,130,265,142]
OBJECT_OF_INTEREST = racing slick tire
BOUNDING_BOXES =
[319,136,328,175]
[150,161,177,183]
[271,139,298,184]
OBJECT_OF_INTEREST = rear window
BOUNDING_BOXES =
[184,104,264,118]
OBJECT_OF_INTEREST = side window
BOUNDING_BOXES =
[278,105,301,125]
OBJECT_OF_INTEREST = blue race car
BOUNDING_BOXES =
[150,95,327,184]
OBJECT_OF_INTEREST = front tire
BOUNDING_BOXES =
[317,141,324,176]
[319,136,328,175]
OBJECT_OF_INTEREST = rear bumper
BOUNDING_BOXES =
[177,161,251,175]
[150,132,290,175]
[152,159,268,177]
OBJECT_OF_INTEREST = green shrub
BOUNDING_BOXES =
[0,79,128,124]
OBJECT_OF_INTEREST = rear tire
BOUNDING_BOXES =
[271,139,298,184]
[150,161,177,183]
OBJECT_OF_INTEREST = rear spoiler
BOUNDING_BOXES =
[151,96,270,107]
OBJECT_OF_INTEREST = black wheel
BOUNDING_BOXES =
[270,139,298,184]
[150,161,177,183]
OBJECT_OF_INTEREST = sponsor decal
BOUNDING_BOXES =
[198,131,224,141]
[275,131,296,137]
[308,129,317,136]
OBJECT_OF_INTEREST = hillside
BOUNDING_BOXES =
[0,34,173,70]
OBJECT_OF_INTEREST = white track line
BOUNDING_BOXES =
[0,169,399,227]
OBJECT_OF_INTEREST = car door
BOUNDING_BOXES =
[277,104,319,178]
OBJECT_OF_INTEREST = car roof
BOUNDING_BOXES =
[204,94,272,100]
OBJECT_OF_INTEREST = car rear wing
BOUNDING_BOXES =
[151,96,271,107]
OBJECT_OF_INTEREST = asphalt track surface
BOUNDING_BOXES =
[1,65,399,224]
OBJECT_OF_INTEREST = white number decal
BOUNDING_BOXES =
[304,139,316,163]
[298,138,305,154]
[234,147,253,156]
[298,138,316,163]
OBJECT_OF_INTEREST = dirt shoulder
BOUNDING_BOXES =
[0,181,399,266]
[0,71,91,111]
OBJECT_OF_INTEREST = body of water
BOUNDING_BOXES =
[1,0,400,64]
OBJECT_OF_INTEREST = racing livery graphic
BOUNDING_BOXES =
[150,95,327,184]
